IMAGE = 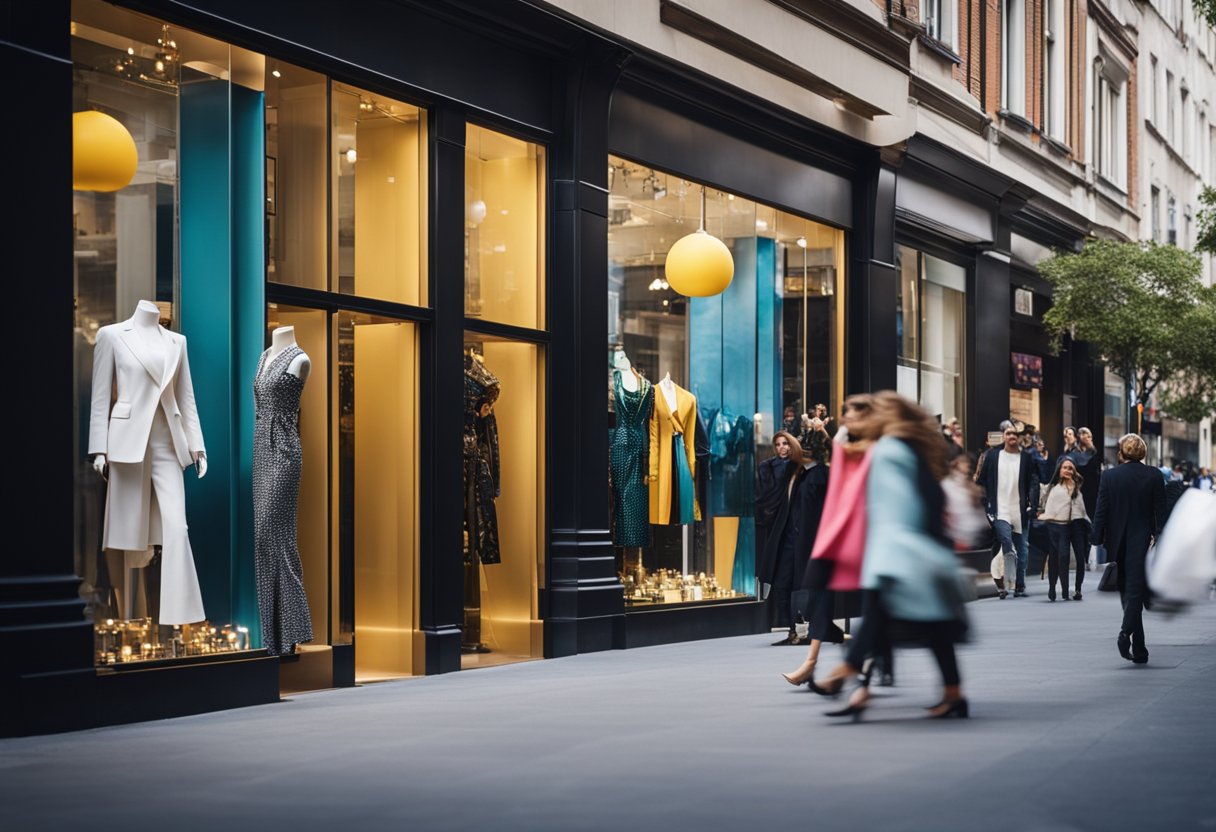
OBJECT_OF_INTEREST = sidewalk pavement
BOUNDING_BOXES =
[2,579,1214,832]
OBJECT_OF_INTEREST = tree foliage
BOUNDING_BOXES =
[1196,186,1216,258]
[1038,239,1216,423]
[1197,0,1216,31]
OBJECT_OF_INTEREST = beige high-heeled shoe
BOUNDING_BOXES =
[782,658,816,686]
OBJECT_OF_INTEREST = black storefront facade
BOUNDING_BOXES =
[890,134,1103,572]
[6,0,906,736]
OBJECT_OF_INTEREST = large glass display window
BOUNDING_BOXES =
[339,313,421,681]
[462,122,547,669]
[459,334,546,668]
[895,245,968,438]
[73,0,265,667]
[333,84,428,306]
[464,124,545,329]
[606,155,845,608]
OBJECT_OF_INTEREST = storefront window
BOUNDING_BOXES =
[896,246,967,436]
[465,124,545,329]
[73,1,269,665]
[266,63,327,291]
[340,313,420,680]
[332,83,427,306]
[460,335,545,668]
[606,155,844,607]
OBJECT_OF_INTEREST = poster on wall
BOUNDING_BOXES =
[1011,352,1042,389]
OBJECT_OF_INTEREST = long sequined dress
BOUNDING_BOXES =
[610,370,653,547]
[252,345,314,656]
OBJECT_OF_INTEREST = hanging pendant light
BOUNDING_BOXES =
[664,186,734,297]
[73,110,138,192]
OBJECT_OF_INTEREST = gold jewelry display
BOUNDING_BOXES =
[94,618,252,665]
[620,566,740,606]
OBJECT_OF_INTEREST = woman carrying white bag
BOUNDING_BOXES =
[1149,489,1216,610]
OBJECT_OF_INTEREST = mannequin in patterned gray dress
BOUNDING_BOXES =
[253,329,314,655]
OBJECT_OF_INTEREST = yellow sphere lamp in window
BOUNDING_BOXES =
[73,111,138,192]
[664,188,733,297]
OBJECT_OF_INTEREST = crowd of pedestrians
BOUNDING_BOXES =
[759,392,1208,722]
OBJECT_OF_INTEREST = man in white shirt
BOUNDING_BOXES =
[978,421,1039,598]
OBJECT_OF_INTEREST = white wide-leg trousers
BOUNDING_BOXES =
[102,409,205,625]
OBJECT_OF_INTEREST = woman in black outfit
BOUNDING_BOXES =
[756,431,801,635]
[1090,433,1166,664]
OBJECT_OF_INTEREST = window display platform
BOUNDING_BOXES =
[94,650,280,728]
[620,598,766,649]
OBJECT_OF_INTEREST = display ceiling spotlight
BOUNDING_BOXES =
[796,236,807,248]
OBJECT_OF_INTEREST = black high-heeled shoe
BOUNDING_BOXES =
[824,703,866,722]
[808,677,842,698]
[927,698,969,719]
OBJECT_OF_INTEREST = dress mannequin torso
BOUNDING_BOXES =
[658,373,678,412]
[265,326,311,382]
[611,349,638,392]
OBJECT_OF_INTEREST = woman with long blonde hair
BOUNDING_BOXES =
[818,391,970,721]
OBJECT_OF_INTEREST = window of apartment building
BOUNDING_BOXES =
[1167,71,1176,145]
[1168,194,1177,245]
[1182,85,1191,161]
[1093,54,1127,187]
[1003,0,1026,115]
[1043,0,1064,136]
[1150,55,1159,126]
[924,0,957,49]
[1151,187,1161,242]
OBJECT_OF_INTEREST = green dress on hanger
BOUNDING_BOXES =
[610,369,653,547]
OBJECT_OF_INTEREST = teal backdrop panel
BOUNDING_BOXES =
[181,80,234,627]
[231,85,266,648]
[180,80,265,643]
[755,237,781,442]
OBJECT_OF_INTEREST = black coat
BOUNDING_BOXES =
[1063,448,1102,519]
[977,446,1039,521]
[757,463,829,587]
[1090,461,1166,567]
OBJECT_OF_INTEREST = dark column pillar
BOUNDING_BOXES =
[972,207,1016,443]
[545,44,630,657]
[0,1,97,737]
[847,159,898,396]
[419,105,467,674]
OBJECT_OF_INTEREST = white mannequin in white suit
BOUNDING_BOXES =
[89,300,207,625]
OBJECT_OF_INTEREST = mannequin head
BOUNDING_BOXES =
[611,348,631,371]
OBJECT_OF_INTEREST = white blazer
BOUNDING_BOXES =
[88,319,206,469]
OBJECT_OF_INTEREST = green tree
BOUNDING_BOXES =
[1195,186,1216,258]
[1037,239,1216,424]
[1197,1,1216,30]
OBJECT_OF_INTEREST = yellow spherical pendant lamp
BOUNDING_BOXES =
[73,111,138,192]
[664,188,733,297]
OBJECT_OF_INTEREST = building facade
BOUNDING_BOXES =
[13,0,1209,736]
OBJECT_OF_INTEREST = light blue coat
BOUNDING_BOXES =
[860,437,962,622]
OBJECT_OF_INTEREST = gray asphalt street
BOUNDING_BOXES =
[3,580,1214,832]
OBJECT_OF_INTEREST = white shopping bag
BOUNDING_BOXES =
[1150,489,1216,605]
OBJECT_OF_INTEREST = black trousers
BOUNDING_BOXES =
[1047,520,1090,593]
[1119,550,1149,651]
[846,591,960,688]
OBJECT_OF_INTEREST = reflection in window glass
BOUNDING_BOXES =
[895,246,967,437]
[465,125,545,329]
[332,84,427,306]
[338,313,419,680]
[460,335,545,668]
[606,155,844,608]
[266,62,326,290]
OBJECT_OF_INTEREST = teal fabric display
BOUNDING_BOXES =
[731,517,757,596]
[673,434,697,525]
[610,370,653,546]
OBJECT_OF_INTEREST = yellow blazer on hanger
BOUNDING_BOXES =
[648,382,701,524]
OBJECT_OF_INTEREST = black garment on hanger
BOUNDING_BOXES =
[464,354,501,565]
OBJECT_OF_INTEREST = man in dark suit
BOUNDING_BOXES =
[977,421,1039,597]
[1091,433,1167,664]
